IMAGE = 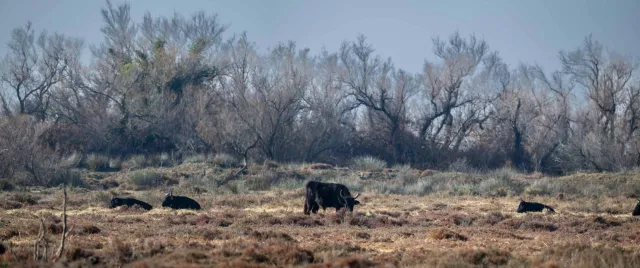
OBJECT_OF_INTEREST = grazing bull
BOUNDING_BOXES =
[108,197,153,211]
[304,181,361,215]
[161,190,201,210]
[516,199,555,213]
[633,199,640,216]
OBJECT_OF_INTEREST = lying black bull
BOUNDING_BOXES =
[304,181,361,215]
[109,197,153,211]
[633,199,640,216]
[162,190,201,210]
[516,199,555,213]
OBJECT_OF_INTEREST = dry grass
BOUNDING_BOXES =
[2,165,640,267]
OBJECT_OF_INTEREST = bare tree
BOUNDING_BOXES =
[339,35,419,162]
[560,35,637,170]
[298,49,354,162]
[418,32,491,151]
[220,35,311,161]
[0,22,78,120]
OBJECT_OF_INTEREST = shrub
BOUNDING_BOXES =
[211,153,239,168]
[122,155,147,170]
[49,168,86,187]
[159,153,172,167]
[183,154,206,164]
[129,170,164,189]
[0,179,15,191]
[109,158,123,170]
[92,191,113,207]
[448,158,478,173]
[86,153,110,171]
[59,152,82,168]
[393,164,419,184]
[350,156,387,171]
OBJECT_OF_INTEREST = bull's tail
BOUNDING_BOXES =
[545,205,556,213]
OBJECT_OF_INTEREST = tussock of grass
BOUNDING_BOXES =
[350,156,387,171]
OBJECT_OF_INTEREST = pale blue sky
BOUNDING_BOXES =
[0,0,638,73]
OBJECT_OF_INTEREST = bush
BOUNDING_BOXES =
[0,179,15,191]
[129,170,164,189]
[123,155,147,170]
[159,153,172,166]
[60,152,82,168]
[211,153,239,168]
[49,168,86,187]
[109,158,123,170]
[448,158,478,173]
[86,153,110,171]
[183,154,206,164]
[350,156,387,171]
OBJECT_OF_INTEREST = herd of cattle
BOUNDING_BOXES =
[109,180,640,216]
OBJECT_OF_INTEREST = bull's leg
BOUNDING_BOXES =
[304,200,310,215]
[315,198,323,215]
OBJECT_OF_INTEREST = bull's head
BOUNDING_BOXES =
[516,198,526,213]
[108,197,120,208]
[162,190,173,207]
[340,190,361,212]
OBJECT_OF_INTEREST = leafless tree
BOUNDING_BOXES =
[0,22,79,120]
[418,32,492,153]
[339,35,419,162]
[560,35,637,170]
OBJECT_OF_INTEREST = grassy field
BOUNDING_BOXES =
[2,163,640,267]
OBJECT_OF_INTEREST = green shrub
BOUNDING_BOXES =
[350,156,387,171]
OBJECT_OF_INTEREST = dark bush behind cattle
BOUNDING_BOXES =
[304,181,360,215]
[162,190,201,210]
[108,197,153,211]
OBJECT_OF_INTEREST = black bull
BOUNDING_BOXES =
[304,181,361,215]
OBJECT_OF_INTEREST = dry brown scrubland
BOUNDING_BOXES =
[2,163,640,267]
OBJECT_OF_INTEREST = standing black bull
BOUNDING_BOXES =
[516,199,555,213]
[304,181,361,215]
[108,197,153,211]
[162,190,201,210]
[633,199,640,216]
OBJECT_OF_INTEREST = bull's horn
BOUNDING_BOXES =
[353,192,360,199]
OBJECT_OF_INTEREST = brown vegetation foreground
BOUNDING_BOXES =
[2,187,640,267]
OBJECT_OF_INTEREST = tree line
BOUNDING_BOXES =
[1,1,639,185]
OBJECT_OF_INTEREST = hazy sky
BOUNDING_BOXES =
[0,0,638,73]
